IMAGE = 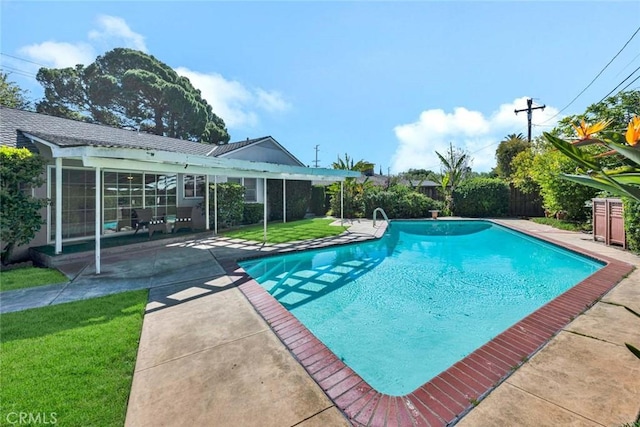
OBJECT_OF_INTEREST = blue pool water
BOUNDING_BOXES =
[240,220,603,396]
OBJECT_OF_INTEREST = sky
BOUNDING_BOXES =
[1,1,639,173]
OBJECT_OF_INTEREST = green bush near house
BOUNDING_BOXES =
[205,182,244,228]
[0,146,48,264]
[453,178,510,217]
[623,197,640,253]
[242,203,264,225]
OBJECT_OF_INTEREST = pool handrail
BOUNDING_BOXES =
[373,207,390,228]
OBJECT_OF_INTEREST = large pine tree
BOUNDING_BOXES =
[36,48,230,144]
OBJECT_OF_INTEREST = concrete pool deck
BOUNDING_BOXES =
[2,219,638,425]
[123,218,639,427]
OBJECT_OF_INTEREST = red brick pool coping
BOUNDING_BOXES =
[218,222,635,427]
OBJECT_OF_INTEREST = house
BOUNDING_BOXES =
[0,107,358,269]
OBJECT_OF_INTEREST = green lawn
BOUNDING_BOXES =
[0,266,69,292]
[221,218,348,243]
[0,290,147,427]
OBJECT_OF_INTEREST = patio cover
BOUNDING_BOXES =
[23,133,359,274]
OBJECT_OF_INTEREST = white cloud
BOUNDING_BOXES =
[19,41,95,68]
[18,15,146,68]
[88,15,147,52]
[391,97,560,173]
[255,89,291,113]
[175,67,291,129]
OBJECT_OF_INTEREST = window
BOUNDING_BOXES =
[243,178,257,202]
[184,175,205,198]
[226,177,257,202]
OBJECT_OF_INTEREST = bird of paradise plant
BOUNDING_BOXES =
[543,116,640,203]
[545,117,640,362]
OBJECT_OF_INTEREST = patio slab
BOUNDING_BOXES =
[134,287,267,371]
[457,382,602,427]
[601,268,640,313]
[506,331,640,426]
[566,301,640,347]
[126,320,343,427]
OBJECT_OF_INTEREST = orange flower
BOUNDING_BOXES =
[573,119,611,140]
[625,116,640,146]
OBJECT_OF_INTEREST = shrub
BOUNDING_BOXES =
[0,147,47,264]
[267,179,311,221]
[453,178,509,217]
[531,145,599,221]
[205,182,244,228]
[310,186,327,216]
[328,178,369,219]
[242,203,264,225]
[363,185,444,218]
[623,197,640,254]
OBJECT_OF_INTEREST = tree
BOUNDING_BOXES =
[36,48,230,144]
[332,153,373,173]
[0,73,32,110]
[329,153,372,218]
[0,147,47,264]
[495,133,529,178]
[435,142,472,214]
[553,90,640,138]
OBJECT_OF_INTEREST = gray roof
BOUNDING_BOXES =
[0,107,261,157]
[209,137,270,156]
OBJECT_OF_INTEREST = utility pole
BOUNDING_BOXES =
[514,98,545,142]
[312,145,320,167]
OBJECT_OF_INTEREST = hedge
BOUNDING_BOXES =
[243,203,264,225]
[452,178,509,217]
[623,197,640,254]
[363,186,443,219]
[267,179,311,221]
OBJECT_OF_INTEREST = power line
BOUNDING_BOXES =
[0,67,37,79]
[0,52,47,67]
[0,64,37,78]
[538,25,640,125]
[594,66,640,105]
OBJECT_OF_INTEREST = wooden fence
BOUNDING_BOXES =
[508,185,545,218]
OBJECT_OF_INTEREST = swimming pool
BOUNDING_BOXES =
[240,220,603,396]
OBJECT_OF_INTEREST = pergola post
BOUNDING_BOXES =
[214,176,218,235]
[340,180,344,226]
[263,177,268,242]
[205,174,210,231]
[282,179,286,223]
[94,166,101,274]
[55,157,62,254]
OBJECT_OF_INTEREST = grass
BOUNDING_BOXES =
[221,218,348,244]
[530,217,592,232]
[0,266,68,292]
[0,290,147,426]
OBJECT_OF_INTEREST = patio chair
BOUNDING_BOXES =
[173,206,194,233]
[133,208,166,238]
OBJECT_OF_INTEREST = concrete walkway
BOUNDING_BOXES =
[1,219,638,426]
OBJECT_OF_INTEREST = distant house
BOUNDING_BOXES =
[0,107,357,265]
